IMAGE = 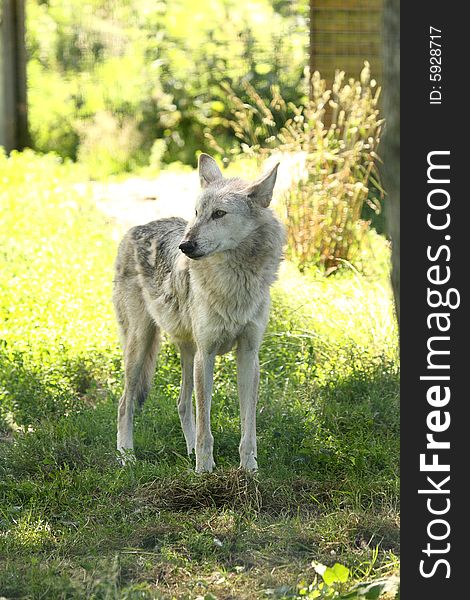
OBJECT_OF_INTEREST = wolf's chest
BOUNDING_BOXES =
[187,265,268,350]
[193,264,264,321]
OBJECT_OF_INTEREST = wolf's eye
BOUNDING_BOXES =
[212,210,226,219]
[195,210,198,217]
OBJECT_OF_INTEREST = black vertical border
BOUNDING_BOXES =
[401,2,466,598]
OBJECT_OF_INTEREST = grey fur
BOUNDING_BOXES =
[113,154,285,472]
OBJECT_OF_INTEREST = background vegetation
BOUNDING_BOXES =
[27,0,308,172]
[0,1,399,597]
[26,0,385,272]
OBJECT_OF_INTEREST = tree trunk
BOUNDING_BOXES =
[381,0,400,328]
[0,0,29,151]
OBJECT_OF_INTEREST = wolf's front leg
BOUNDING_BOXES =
[194,350,216,473]
[177,343,196,455]
[237,339,261,472]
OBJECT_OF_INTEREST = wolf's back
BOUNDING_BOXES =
[115,217,187,284]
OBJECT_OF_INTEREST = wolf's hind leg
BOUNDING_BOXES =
[117,314,160,462]
[177,343,196,455]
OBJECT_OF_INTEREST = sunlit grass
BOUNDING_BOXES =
[1,512,55,551]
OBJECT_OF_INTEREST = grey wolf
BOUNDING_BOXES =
[113,154,285,472]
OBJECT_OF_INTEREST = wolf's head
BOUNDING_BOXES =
[179,154,279,259]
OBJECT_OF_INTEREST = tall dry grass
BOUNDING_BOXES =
[209,63,384,271]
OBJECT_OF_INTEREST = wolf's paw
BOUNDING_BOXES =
[195,456,216,474]
[240,454,258,473]
[185,438,195,457]
[117,448,136,466]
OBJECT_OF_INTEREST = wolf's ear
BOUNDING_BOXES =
[245,162,279,208]
[198,153,223,188]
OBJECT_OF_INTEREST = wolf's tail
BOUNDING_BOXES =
[135,324,161,409]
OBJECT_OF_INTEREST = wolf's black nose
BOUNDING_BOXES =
[179,240,197,255]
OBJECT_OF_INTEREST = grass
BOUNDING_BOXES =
[0,150,399,599]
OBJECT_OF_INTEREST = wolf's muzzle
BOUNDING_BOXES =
[179,240,198,256]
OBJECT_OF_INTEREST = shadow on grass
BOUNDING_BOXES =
[0,345,120,430]
[0,351,399,599]
[0,345,120,478]
[1,344,398,488]
[130,469,400,572]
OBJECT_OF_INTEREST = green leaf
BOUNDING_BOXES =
[322,563,349,586]
[322,568,338,586]
[332,563,350,583]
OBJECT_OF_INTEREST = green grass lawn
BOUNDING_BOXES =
[0,151,399,599]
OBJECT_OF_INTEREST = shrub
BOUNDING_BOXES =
[211,64,384,271]
[27,62,81,160]
[26,0,308,167]
[76,111,144,178]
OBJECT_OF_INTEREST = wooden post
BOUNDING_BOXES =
[308,0,315,97]
[0,0,29,152]
[381,0,400,327]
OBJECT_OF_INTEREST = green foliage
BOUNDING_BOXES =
[0,149,119,427]
[26,0,308,170]
[285,561,399,599]
[76,111,145,178]
[0,152,398,598]
[214,64,384,271]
